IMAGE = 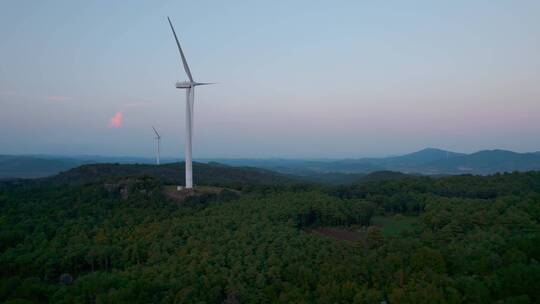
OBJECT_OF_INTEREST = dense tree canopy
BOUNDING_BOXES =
[1,171,539,303]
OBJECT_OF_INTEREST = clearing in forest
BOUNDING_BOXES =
[309,214,418,242]
[162,185,240,203]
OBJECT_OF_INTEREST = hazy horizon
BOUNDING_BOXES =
[1,1,540,158]
[3,147,540,162]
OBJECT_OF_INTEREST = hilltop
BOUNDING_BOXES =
[38,162,293,188]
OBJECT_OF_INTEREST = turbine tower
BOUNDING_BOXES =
[152,126,161,165]
[167,17,213,189]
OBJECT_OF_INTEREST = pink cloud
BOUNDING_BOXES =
[108,112,123,128]
[47,95,72,101]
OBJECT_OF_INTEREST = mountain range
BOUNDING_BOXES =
[205,148,540,176]
[1,148,540,179]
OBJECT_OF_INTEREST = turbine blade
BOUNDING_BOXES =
[195,82,217,86]
[152,126,160,137]
[167,17,194,82]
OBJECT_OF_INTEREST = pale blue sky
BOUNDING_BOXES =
[1,0,539,158]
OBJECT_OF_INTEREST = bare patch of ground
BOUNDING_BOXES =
[309,215,419,243]
[162,185,240,203]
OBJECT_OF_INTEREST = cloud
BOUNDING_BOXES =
[108,112,123,128]
[47,95,72,102]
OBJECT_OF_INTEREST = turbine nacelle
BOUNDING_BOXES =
[175,81,214,89]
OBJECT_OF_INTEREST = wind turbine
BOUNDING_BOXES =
[167,17,214,189]
[152,126,161,165]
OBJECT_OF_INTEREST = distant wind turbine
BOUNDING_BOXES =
[152,126,161,165]
[167,17,214,189]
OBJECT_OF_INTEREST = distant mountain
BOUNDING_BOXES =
[203,148,540,176]
[0,155,89,178]
[205,158,386,175]
[202,148,467,175]
[0,155,171,179]
[378,148,465,166]
[421,150,540,175]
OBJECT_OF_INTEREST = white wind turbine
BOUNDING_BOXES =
[152,126,161,165]
[167,17,214,189]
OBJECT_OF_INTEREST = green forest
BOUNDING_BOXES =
[1,168,539,303]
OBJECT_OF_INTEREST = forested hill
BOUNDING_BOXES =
[23,162,410,187]
[40,162,293,187]
[295,170,409,185]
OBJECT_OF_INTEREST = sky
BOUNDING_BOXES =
[1,0,539,158]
